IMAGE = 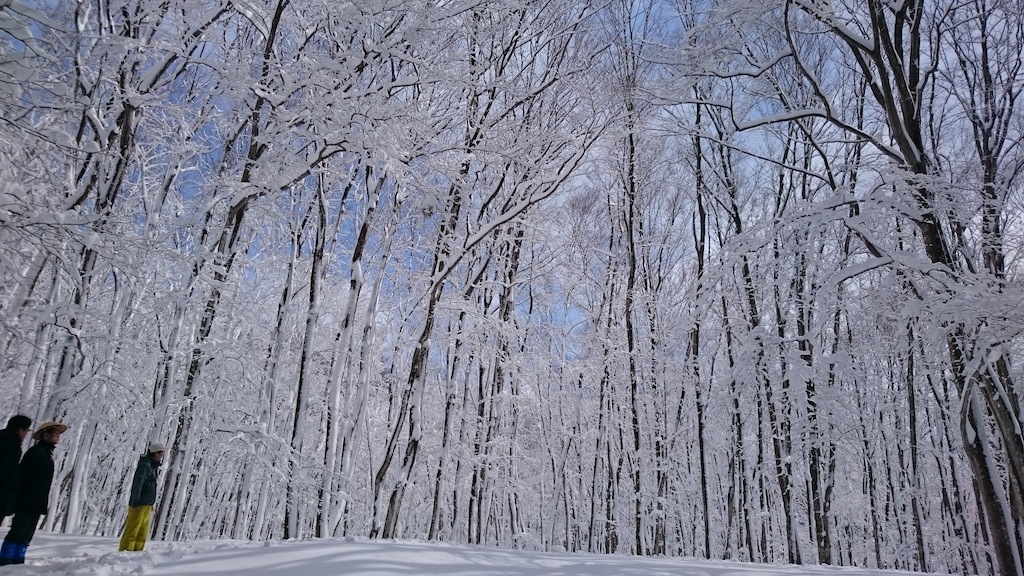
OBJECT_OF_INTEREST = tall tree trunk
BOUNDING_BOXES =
[319,170,367,537]
[905,325,928,571]
[687,99,712,560]
[285,184,329,539]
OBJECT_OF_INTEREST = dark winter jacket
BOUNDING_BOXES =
[128,455,161,507]
[14,440,55,515]
[0,428,24,516]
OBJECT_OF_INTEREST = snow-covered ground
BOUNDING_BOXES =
[3,532,951,575]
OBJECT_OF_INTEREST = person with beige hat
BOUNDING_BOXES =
[0,420,67,566]
[118,441,165,552]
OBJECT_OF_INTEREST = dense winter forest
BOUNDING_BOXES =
[0,0,1021,574]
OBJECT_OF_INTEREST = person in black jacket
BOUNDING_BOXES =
[118,442,165,552]
[0,415,32,519]
[0,420,66,566]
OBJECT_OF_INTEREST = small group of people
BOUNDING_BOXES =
[0,414,166,565]
[0,416,65,566]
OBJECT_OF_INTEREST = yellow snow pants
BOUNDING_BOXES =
[118,505,152,551]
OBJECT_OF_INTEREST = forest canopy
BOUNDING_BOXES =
[0,0,1022,574]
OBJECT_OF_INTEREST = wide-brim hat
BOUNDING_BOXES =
[32,421,68,440]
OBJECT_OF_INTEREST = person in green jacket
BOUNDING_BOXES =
[118,442,165,552]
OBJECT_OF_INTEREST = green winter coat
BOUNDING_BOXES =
[128,455,161,507]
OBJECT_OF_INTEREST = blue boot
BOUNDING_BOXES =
[0,540,14,565]
[12,543,27,564]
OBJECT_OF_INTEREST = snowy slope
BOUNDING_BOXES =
[8,532,954,576]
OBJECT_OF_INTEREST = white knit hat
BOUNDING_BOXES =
[148,442,167,453]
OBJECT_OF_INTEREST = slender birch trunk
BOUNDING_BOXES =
[321,170,377,537]
[285,184,329,539]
